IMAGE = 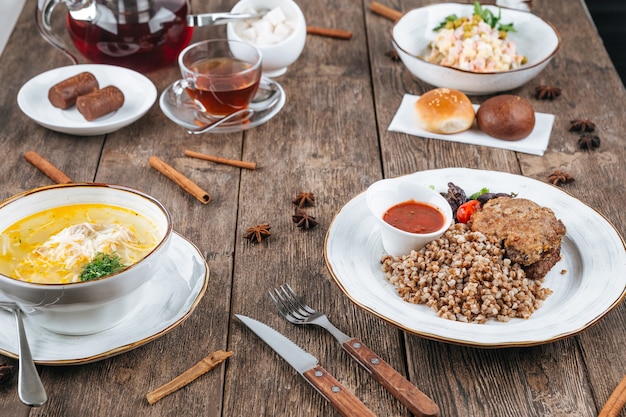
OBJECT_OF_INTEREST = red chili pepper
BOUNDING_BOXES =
[456,200,481,223]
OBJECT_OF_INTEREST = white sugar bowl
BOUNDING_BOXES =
[227,0,306,77]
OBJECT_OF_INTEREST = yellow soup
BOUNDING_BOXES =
[0,204,160,284]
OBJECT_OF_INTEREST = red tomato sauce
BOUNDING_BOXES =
[382,199,445,234]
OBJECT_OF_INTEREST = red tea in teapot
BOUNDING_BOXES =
[66,0,193,73]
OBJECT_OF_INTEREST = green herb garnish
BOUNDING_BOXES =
[469,187,490,200]
[434,2,516,33]
[433,14,459,31]
[475,2,500,28]
[497,22,517,33]
[80,252,126,282]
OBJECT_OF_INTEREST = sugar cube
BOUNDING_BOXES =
[265,7,286,26]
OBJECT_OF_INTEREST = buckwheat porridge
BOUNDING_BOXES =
[381,223,553,324]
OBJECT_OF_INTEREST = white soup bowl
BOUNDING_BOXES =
[0,183,172,335]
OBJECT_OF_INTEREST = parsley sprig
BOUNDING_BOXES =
[80,252,126,281]
[475,2,516,32]
[433,14,460,31]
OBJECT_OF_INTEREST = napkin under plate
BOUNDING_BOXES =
[388,94,555,156]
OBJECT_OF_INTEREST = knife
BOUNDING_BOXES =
[235,314,377,417]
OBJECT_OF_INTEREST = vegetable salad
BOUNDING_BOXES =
[425,3,527,73]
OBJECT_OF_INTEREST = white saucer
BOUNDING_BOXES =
[17,64,157,136]
[0,232,208,365]
[159,76,285,134]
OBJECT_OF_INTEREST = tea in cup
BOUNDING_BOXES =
[172,39,262,118]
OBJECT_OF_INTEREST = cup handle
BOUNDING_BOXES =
[170,79,207,113]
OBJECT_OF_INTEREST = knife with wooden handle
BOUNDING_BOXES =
[236,314,377,417]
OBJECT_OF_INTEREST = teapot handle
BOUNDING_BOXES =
[36,0,96,64]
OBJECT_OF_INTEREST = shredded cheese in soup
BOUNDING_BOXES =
[0,204,160,284]
[32,223,140,279]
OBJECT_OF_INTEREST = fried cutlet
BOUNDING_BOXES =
[469,197,566,279]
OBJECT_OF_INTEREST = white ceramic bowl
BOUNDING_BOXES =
[366,178,453,257]
[227,0,306,77]
[0,183,172,335]
[392,3,561,95]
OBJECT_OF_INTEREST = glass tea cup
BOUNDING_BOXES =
[172,39,263,120]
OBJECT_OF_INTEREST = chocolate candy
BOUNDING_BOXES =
[76,86,125,121]
[48,72,99,109]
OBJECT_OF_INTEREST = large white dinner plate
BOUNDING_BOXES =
[0,232,208,365]
[324,168,626,347]
[17,64,157,136]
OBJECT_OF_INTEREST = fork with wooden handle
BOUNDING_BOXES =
[270,284,440,417]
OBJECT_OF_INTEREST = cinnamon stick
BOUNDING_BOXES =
[599,375,626,417]
[306,26,353,40]
[370,1,403,22]
[24,151,72,184]
[184,149,257,170]
[146,350,233,404]
[149,156,211,204]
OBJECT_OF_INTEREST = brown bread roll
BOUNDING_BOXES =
[48,72,99,109]
[76,86,125,121]
[476,95,536,141]
[414,88,475,134]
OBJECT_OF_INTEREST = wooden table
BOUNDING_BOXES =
[0,0,624,416]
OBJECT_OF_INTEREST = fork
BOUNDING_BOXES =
[270,285,440,417]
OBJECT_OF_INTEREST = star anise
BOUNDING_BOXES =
[534,85,562,100]
[0,363,13,385]
[292,208,318,230]
[385,49,400,62]
[568,119,596,132]
[292,191,315,208]
[578,133,601,150]
[547,170,575,186]
[243,223,271,243]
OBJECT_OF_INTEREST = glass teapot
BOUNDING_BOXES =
[36,0,194,73]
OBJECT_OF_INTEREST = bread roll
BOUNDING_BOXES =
[414,88,475,134]
[476,95,535,141]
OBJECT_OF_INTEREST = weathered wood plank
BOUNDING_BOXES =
[225,0,410,414]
